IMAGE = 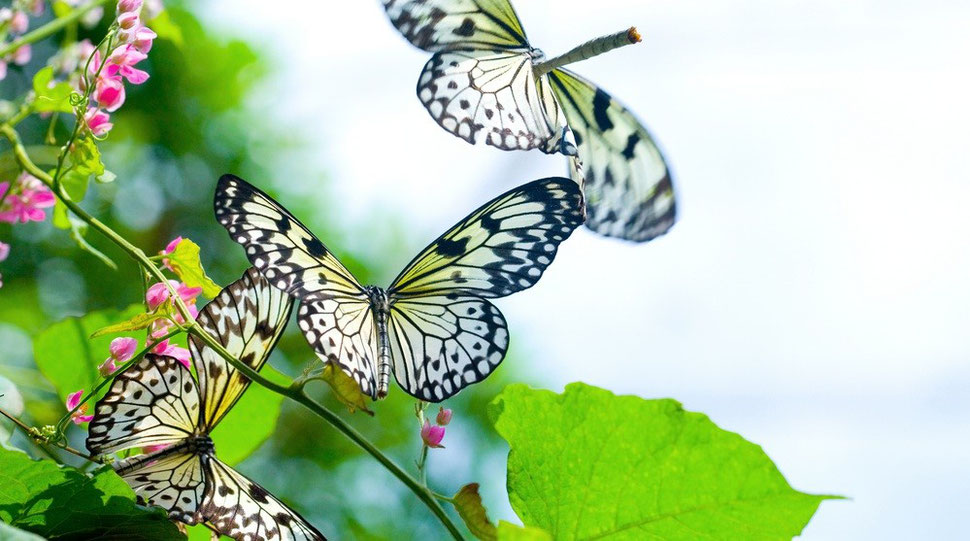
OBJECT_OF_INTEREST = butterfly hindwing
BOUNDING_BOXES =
[298,298,380,400]
[87,354,201,456]
[203,458,327,541]
[547,68,676,241]
[418,49,569,153]
[382,0,528,52]
[389,296,508,402]
[214,174,367,302]
[189,267,294,430]
[116,450,208,525]
[388,177,584,299]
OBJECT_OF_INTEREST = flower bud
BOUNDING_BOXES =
[109,336,138,362]
[117,0,143,13]
[436,407,452,426]
[98,357,118,377]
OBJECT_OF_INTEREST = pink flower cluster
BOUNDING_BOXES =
[421,407,453,449]
[65,389,94,425]
[0,172,55,224]
[142,238,201,367]
[0,172,55,289]
[83,0,157,137]
[0,2,42,81]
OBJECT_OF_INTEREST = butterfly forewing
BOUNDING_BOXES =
[298,299,380,399]
[389,296,508,402]
[388,177,584,299]
[547,68,676,241]
[214,175,367,302]
[87,355,201,456]
[418,49,569,153]
[189,267,294,430]
[382,0,528,52]
[202,458,327,541]
[116,450,208,525]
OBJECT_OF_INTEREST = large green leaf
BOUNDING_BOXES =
[0,448,184,540]
[166,239,222,298]
[209,363,288,465]
[33,305,144,404]
[489,383,838,540]
[31,67,74,113]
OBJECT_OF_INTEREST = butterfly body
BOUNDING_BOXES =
[113,436,214,476]
[365,285,393,398]
[216,174,584,402]
[381,0,677,242]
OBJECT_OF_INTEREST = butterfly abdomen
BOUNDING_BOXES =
[367,286,393,399]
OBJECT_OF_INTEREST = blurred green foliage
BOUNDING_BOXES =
[0,3,526,538]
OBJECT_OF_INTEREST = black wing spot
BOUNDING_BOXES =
[435,237,469,257]
[622,132,641,160]
[249,483,271,503]
[303,236,328,258]
[454,17,476,37]
[592,88,614,131]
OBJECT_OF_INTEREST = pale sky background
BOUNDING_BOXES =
[204,1,970,538]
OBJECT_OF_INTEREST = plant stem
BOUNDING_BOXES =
[0,0,114,58]
[0,407,98,462]
[1,122,465,541]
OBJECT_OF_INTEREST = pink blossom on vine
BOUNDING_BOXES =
[110,336,139,362]
[131,26,157,54]
[436,407,452,426]
[12,44,31,65]
[94,75,126,112]
[152,339,190,368]
[0,174,56,224]
[97,357,117,376]
[0,242,9,262]
[421,420,446,448]
[145,280,172,309]
[10,10,28,34]
[66,390,95,424]
[106,45,149,84]
[84,108,113,136]
[117,0,143,13]
[148,318,172,340]
[162,236,183,255]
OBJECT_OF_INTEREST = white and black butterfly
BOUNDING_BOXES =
[381,0,677,242]
[214,174,583,402]
[86,268,326,541]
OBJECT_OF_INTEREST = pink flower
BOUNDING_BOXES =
[94,75,126,112]
[84,108,113,136]
[172,302,198,324]
[0,61,7,81]
[29,0,44,16]
[66,390,95,424]
[117,0,143,14]
[177,283,202,304]
[10,10,28,34]
[421,420,445,448]
[117,11,139,30]
[0,173,55,224]
[12,44,31,65]
[109,336,138,362]
[97,357,117,377]
[145,280,172,309]
[131,26,156,54]
[148,317,172,340]
[106,45,148,84]
[161,236,182,255]
[0,241,9,262]
[152,339,190,368]
[436,407,452,426]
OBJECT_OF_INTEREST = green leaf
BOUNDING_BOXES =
[90,312,169,338]
[0,448,184,540]
[208,364,287,465]
[489,383,840,540]
[33,305,144,403]
[70,137,108,183]
[31,67,74,113]
[166,239,222,298]
[452,483,497,541]
[187,524,232,540]
[147,10,184,48]
[497,522,551,541]
[318,361,373,416]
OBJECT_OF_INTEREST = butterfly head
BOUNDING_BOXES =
[187,435,215,456]
[529,48,546,62]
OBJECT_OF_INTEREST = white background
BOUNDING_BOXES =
[204,1,970,538]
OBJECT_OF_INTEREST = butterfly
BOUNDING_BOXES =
[381,0,677,242]
[214,174,583,402]
[86,268,326,541]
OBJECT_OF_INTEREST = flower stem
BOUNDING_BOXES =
[0,0,114,59]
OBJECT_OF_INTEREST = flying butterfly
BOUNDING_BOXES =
[214,174,583,402]
[86,268,326,541]
[381,0,676,242]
